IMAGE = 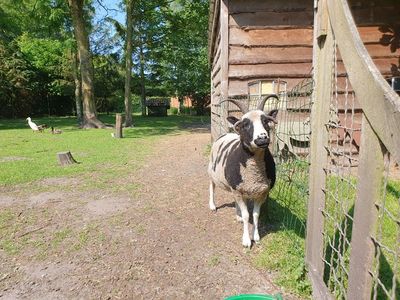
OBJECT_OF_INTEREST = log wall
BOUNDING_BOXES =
[227,0,314,96]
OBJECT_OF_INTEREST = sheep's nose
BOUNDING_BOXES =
[258,132,268,139]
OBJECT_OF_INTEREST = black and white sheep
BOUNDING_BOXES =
[208,95,278,247]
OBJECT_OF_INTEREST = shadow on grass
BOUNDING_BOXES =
[260,197,306,239]
[321,202,399,299]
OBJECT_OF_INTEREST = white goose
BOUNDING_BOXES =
[26,117,47,132]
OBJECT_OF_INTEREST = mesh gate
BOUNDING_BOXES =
[306,1,400,299]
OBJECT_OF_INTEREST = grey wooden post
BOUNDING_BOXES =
[347,116,384,299]
[115,113,123,138]
[306,0,334,298]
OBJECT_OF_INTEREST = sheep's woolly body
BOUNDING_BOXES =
[208,106,278,248]
[235,151,271,201]
[208,133,274,202]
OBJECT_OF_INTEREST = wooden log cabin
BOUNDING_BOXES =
[208,0,400,149]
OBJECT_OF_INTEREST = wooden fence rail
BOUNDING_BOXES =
[306,0,400,299]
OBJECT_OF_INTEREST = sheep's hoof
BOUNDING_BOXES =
[209,204,217,212]
[242,236,252,248]
[236,215,243,223]
[253,233,260,243]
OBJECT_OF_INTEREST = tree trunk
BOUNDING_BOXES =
[67,0,105,128]
[114,113,123,138]
[139,41,146,116]
[124,0,134,127]
[57,151,78,166]
[71,49,83,125]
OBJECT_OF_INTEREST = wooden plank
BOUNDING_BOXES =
[229,78,312,96]
[211,62,221,80]
[351,6,400,25]
[229,46,313,65]
[229,11,313,28]
[364,44,400,59]
[228,58,397,81]
[327,0,400,163]
[220,0,229,99]
[229,62,314,79]
[228,0,313,14]
[212,46,221,69]
[358,26,400,44]
[212,31,221,60]
[229,27,313,47]
[347,116,384,299]
[306,0,334,293]
[208,0,219,63]
[212,0,229,142]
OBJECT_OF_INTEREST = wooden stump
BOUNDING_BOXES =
[57,151,78,166]
[115,113,123,138]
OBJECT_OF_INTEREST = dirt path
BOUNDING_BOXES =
[0,127,298,299]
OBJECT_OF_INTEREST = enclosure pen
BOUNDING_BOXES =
[306,0,400,299]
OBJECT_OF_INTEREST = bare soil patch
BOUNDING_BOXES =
[0,127,299,299]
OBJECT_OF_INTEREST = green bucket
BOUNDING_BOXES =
[225,294,283,300]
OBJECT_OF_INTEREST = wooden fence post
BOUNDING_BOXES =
[306,0,334,298]
[115,113,123,138]
[347,116,384,299]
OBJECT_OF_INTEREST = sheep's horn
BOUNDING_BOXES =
[257,94,279,111]
[219,99,248,114]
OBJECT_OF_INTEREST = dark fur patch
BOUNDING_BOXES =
[224,144,251,190]
[237,118,253,149]
[264,148,276,189]
[214,139,238,170]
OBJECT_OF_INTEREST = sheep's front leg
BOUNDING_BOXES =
[209,180,216,211]
[236,198,251,248]
[235,202,242,222]
[252,201,262,243]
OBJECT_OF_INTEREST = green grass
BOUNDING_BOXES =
[256,158,400,299]
[256,160,312,299]
[0,114,209,185]
[0,113,209,259]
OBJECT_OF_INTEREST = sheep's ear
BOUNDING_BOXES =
[268,109,278,119]
[227,116,239,125]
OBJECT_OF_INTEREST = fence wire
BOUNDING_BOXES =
[320,40,400,300]
[320,42,359,299]
[371,155,400,300]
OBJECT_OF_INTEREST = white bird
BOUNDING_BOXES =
[26,117,47,132]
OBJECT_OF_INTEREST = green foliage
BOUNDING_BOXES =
[159,0,210,110]
[169,107,178,115]
[0,0,211,118]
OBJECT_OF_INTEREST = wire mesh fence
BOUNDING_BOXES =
[315,31,400,300]
[370,156,400,299]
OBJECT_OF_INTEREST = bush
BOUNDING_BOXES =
[169,107,178,115]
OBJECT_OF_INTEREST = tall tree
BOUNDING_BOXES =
[124,0,134,126]
[160,0,210,113]
[71,49,83,124]
[67,0,105,128]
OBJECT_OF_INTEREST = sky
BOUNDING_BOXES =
[94,0,125,24]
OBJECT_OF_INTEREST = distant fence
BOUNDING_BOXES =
[306,0,400,299]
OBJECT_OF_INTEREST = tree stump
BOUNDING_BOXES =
[57,151,78,166]
[115,113,123,138]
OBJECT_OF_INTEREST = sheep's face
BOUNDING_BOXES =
[227,109,278,150]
